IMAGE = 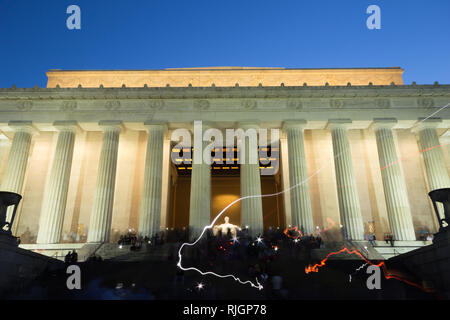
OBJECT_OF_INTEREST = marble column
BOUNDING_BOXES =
[87,121,122,243]
[37,121,78,244]
[138,122,167,237]
[239,121,264,237]
[440,130,450,160]
[283,120,314,234]
[415,118,450,225]
[188,121,211,240]
[1,121,35,194]
[328,119,364,240]
[373,118,416,240]
[1,121,36,226]
[416,118,450,191]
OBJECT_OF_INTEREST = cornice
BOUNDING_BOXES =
[0,84,449,101]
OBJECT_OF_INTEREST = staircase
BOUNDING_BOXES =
[309,240,384,261]
[109,243,178,262]
[94,243,133,260]
[372,240,432,259]
[18,242,174,262]
[19,243,86,261]
[308,239,431,261]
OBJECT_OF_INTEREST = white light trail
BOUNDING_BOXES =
[414,103,449,124]
[177,145,336,290]
[177,103,450,290]
[355,262,368,273]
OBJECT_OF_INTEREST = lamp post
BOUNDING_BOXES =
[0,191,22,246]
[428,188,450,232]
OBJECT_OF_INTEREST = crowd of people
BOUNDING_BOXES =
[118,232,141,247]
[116,228,190,250]
[56,221,437,299]
[171,226,336,299]
[64,250,78,264]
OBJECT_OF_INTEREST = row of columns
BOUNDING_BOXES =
[283,118,449,241]
[1,120,166,244]
[185,118,448,241]
[187,121,265,239]
[1,118,448,243]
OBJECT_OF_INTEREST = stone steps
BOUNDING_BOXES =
[372,240,432,259]
[94,243,132,260]
[109,243,177,262]
[19,240,432,262]
[18,242,174,262]
[308,241,383,261]
[19,243,86,261]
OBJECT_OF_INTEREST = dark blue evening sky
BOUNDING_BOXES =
[0,0,449,87]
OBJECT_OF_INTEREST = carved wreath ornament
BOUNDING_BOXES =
[287,99,303,110]
[18,101,33,111]
[148,100,165,110]
[61,101,77,112]
[193,100,210,110]
[105,100,120,110]
[241,100,257,110]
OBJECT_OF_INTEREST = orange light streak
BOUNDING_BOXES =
[304,247,434,293]
[380,159,400,171]
[379,144,442,171]
[284,218,337,239]
[419,145,441,153]
[284,226,303,239]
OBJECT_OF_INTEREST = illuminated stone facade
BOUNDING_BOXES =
[0,67,448,244]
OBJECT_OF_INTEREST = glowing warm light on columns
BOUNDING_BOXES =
[283,120,314,234]
[239,121,264,237]
[87,121,122,243]
[328,119,364,240]
[415,118,450,191]
[415,118,450,224]
[138,122,167,237]
[373,118,415,241]
[37,121,78,244]
[0,121,37,225]
[188,121,212,240]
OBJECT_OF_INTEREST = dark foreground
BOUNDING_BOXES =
[3,243,438,300]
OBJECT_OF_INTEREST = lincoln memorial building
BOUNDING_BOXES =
[0,67,449,251]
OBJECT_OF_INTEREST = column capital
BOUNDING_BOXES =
[283,120,307,131]
[99,120,123,132]
[144,121,168,132]
[414,117,443,131]
[327,119,352,130]
[8,121,38,135]
[53,120,80,133]
[372,118,397,130]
